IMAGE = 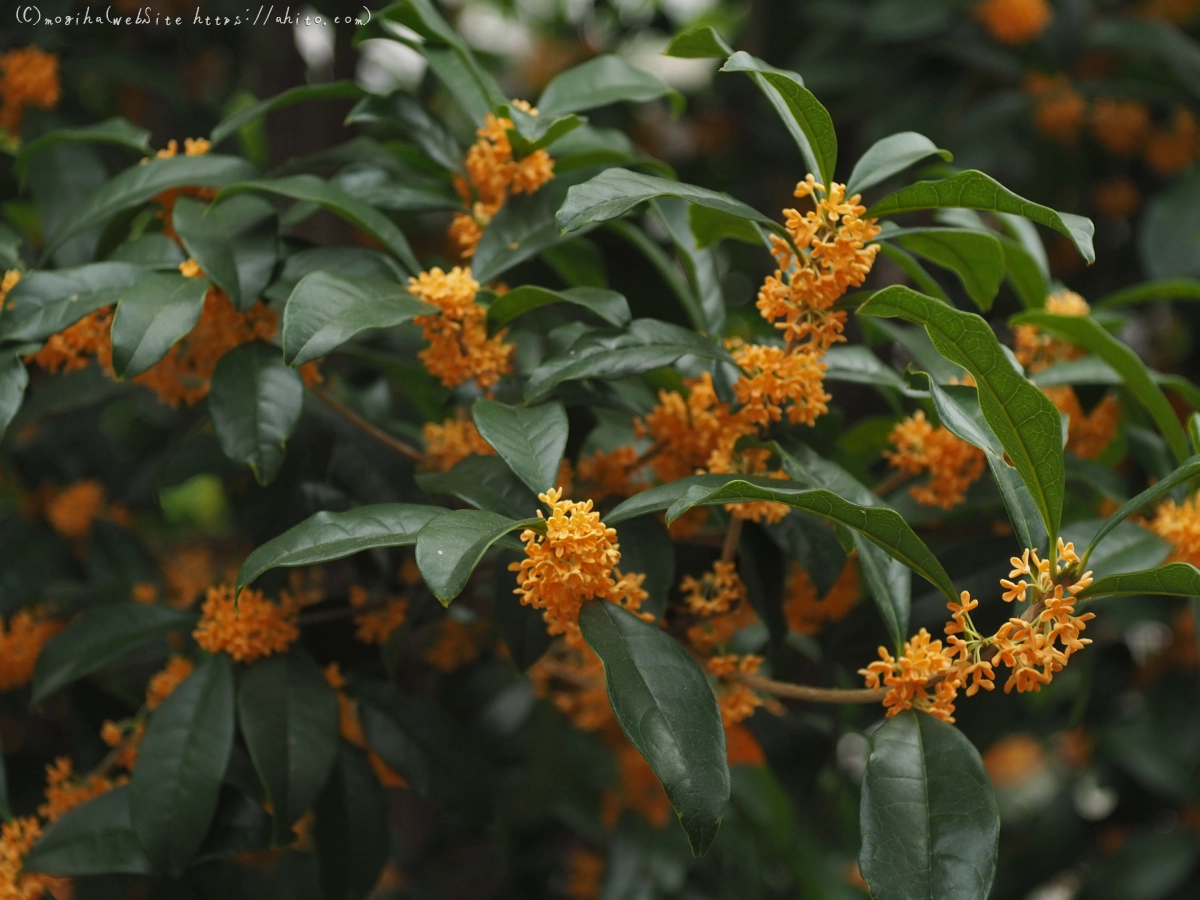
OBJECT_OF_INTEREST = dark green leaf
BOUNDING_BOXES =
[415,455,539,519]
[209,342,304,486]
[1097,278,1200,308]
[613,516,675,619]
[16,118,152,184]
[892,228,1005,311]
[556,168,773,236]
[281,272,433,366]
[131,654,236,875]
[688,203,764,249]
[109,272,209,378]
[860,286,1065,542]
[1012,311,1190,464]
[0,262,145,343]
[1088,18,1200,101]
[196,786,273,861]
[1061,519,1169,576]
[860,711,999,900]
[866,170,1095,265]
[525,319,733,402]
[607,473,786,524]
[472,398,569,495]
[579,600,728,855]
[33,604,195,704]
[109,233,187,268]
[486,285,631,328]
[493,550,551,670]
[218,176,419,274]
[824,345,912,393]
[265,246,404,305]
[415,509,540,604]
[846,132,953,196]
[344,91,462,172]
[656,198,727,334]
[0,354,29,444]
[172,195,278,309]
[25,787,152,876]
[238,649,340,842]
[314,743,389,900]
[537,54,683,117]
[239,503,445,590]
[664,25,733,59]
[211,81,364,146]
[42,155,257,261]
[606,218,709,333]
[1081,563,1200,599]
[999,233,1050,308]
[1085,829,1197,900]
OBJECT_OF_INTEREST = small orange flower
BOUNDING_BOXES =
[707,654,765,725]
[1025,74,1086,144]
[576,446,645,500]
[420,415,496,472]
[1145,108,1199,175]
[0,46,61,133]
[44,480,108,541]
[731,342,831,428]
[565,848,605,900]
[1152,493,1200,566]
[146,655,195,710]
[193,586,299,664]
[681,561,747,616]
[349,586,409,646]
[422,616,485,672]
[861,628,961,722]
[784,557,860,635]
[885,411,986,509]
[982,733,1046,788]
[0,609,65,692]
[529,642,613,732]
[1043,386,1120,459]
[1092,177,1141,219]
[408,266,514,391]
[1091,98,1150,156]
[973,0,1052,44]
[38,757,116,823]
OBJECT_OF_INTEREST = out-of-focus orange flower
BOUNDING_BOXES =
[146,655,194,710]
[1,270,21,304]
[576,446,645,500]
[1091,98,1150,156]
[1145,107,1198,175]
[707,654,765,725]
[1043,387,1120,459]
[420,415,495,472]
[1013,288,1090,373]
[1092,177,1142,218]
[163,545,216,608]
[784,557,860,635]
[349,586,408,646]
[0,46,61,133]
[43,480,108,541]
[529,642,612,732]
[1152,492,1200,565]
[0,609,65,692]
[885,411,987,509]
[565,848,604,900]
[0,816,64,900]
[193,586,299,664]
[323,664,409,789]
[602,740,671,829]
[1025,74,1086,144]
[982,733,1046,787]
[973,0,1052,44]
[725,722,765,766]
[422,616,486,672]
[38,757,116,823]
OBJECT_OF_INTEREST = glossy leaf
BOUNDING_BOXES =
[846,132,953,195]
[238,503,446,590]
[217,176,419,274]
[0,262,146,343]
[493,550,552,670]
[657,198,727,334]
[579,600,729,856]
[665,479,957,603]
[42,155,257,260]
[211,81,364,146]
[1097,278,1200,308]
[344,91,462,173]
[556,168,773,236]
[860,286,1065,543]
[0,354,29,444]
[664,24,733,59]
[860,711,999,900]
[865,170,1095,265]
[32,604,195,704]
[721,52,836,187]
[415,455,539,519]
[109,272,209,377]
[537,54,683,117]
[414,509,541,604]
[613,516,675,619]
[485,285,631,328]
[172,195,278,309]
[892,228,1005,311]
[607,473,787,524]
[131,654,236,875]
[209,342,304,486]
[1013,311,1191,464]
[25,787,152,876]
[472,399,569,496]
[15,118,152,183]
[281,272,433,366]
[824,345,912,394]
[238,649,339,842]
[314,743,389,900]
[525,318,733,402]
[999,233,1050,308]
[1081,563,1200,599]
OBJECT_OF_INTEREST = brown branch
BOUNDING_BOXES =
[311,386,422,461]
[733,671,887,704]
[872,468,912,497]
[721,516,744,563]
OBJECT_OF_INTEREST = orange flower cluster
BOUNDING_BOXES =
[784,557,860,635]
[885,410,987,509]
[683,560,759,654]
[420,415,495,472]
[25,306,115,375]
[731,342,831,428]
[862,540,1096,721]
[146,655,195,709]
[529,642,614,732]
[349,585,409,646]
[637,372,735,483]
[1024,75,1086,144]
[973,0,1052,44]
[450,100,556,259]
[422,616,487,672]
[42,479,128,541]
[1151,493,1200,566]
[707,654,765,726]
[323,664,408,789]
[0,816,66,900]
[1091,99,1150,156]
[100,654,193,771]
[602,740,673,829]
[1092,177,1141,219]
[38,757,118,823]
[576,447,644,500]
[0,609,65,692]
[1145,107,1200,175]
[408,266,514,391]
[983,733,1046,788]
[1,269,21,303]
[0,46,61,133]
[1014,289,1089,372]
[193,586,299,664]
[511,488,650,642]
[565,848,605,900]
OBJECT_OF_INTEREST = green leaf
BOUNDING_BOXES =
[25,787,152,876]
[493,550,551,671]
[891,228,1005,311]
[209,342,304,486]
[613,516,675,619]
[172,195,278,309]
[1088,18,1200,102]
[824,345,912,394]
[0,262,146,343]
[486,285,631,328]
[281,272,433,366]
[1013,311,1191,464]
[472,399,569,495]
[502,106,585,157]
[665,479,957,603]
[606,218,710,334]
[109,272,209,378]
[865,170,1095,265]
[1139,171,1200,279]
[860,286,1065,543]
[131,654,236,875]
[1081,563,1200,599]
[656,198,727,334]
[314,743,389,900]
[845,132,953,196]
[664,24,733,59]
[238,504,445,590]
[998,233,1050,308]
[1061,519,1169,576]
[415,455,539,519]
[210,81,364,146]
[32,604,195,705]
[15,118,152,184]
[859,711,999,900]
[688,203,764,249]
[1085,829,1198,900]
[0,354,29,444]
[877,243,951,304]
[720,52,836,187]
[525,318,733,402]
[197,786,272,861]
[607,473,786,524]
[556,168,774,236]
[217,175,419,274]
[265,245,404,304]
[1097,278,1200,308]
[42,155,257,261]
[109,233,187,268]
[415,510,540,604]
[578,600,729,856]
[537,54,683,117]
[237,649,340,843]
[345,92,462,173]
[1080,457,1200,567]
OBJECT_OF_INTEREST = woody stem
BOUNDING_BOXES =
[311,386,422,462]
[872,469,912,497]
[721,516,743,564]
[733,671,887,704]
